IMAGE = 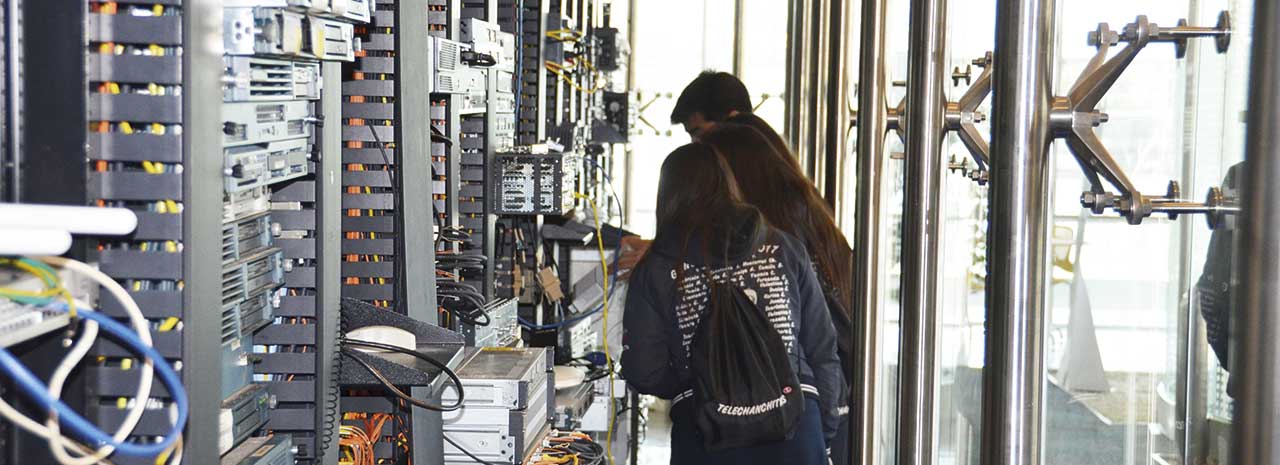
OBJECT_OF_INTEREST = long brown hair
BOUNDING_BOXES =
[650,143,768,305]
[724,113,806,175]
[700,123,855,314]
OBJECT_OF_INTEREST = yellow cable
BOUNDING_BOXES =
[0,258,76,317]
[573,192,614,465]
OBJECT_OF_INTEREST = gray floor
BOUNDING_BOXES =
[636,400,672,465]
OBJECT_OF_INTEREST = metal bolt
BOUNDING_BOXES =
[952,64,972,87]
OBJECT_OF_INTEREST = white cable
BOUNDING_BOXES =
[40,256,156,465]
[0,313,117,464]
[0,257,157,464]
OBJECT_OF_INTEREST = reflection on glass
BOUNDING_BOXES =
[1042,1,1249,465]
[856,1,1252,465]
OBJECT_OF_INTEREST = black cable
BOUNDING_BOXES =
[367,125,395,186]
[317,335,344,457]
[431,126,456,145]
[460,51,497,67]
[339,338,465,411]
[443,434,502,465]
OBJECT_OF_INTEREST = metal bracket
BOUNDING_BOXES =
[944,52,993,184]
[887,97,906,144]
[1053,12,1234,226]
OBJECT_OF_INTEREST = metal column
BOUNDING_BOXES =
[897,0,948,462]
[852,0,891,462]
[316,61,345,461]
[786,0,814,169]
[981,1,1054,465]
[809,0,830,187]
[396,2,444,464]
[1232,0,1280,462]
[822,0,851,206]
[182,0,224,461]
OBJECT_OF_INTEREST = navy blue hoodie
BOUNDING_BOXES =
[620,209,847,440]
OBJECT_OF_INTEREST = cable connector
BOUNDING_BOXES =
[460,51,497,67]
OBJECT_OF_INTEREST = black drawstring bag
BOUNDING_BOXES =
[689,278,805,450]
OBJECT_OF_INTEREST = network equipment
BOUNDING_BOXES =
[222,0,373,23]
[224,57,323,101]
[220,383,275,455]
[0,1,629,463]
[224,8,357,61]
[462,297,520,347]
[223,101,316,147]
[221,435,297,465]
[441,347,555,465]
[0,301,69,348]
[494,151,577,215]
[223,139,312,193]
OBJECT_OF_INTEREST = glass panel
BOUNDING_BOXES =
[936,2,996,465]
[739,0,789,133]
[1182,1,1250,464]
[626,0,737,236]
[1043,1,1249,465]
[872,2,911,464]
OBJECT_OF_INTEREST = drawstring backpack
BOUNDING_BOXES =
[687,266,804,450]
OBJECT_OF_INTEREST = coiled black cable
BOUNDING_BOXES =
[317,336,343,458]
[339,338,466,411]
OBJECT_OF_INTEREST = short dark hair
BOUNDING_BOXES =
[669,71,752,124]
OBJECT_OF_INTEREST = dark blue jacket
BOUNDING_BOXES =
[620,212,847,440]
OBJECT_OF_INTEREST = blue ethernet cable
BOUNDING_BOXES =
[0,305,187,457]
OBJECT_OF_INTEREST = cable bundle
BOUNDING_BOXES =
[530,431,607,465]
[436,278,490,327]
[0,256,187,464]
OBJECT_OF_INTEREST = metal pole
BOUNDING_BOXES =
[794,0,814,169]
[852,0,890,461]
[982,0,1054,464]
[822,0,850,206]
[1232,0,1280,462]
[183,0,225,461]
[809,0,829,185]
[898,0,948,461]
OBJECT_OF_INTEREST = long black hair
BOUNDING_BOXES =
[700,123,855,315]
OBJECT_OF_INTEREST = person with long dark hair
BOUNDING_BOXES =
[701,122,855,465]
[620,143,845,465]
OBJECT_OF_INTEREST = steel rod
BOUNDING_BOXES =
[851,0,891,461]
[982,0,1055,464]
[822,0,851,207]
[808,0,829,182]
[1232,0,1280,462]
[897,0,948,461]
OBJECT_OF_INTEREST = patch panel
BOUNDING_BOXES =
[493,151,575,215]
[223,100,316,147]
[0,301,69,348]
[224,56,322,102]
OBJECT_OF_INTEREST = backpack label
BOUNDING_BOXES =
[716,392,789,417]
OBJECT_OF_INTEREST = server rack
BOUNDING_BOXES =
[340,2,442,464]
